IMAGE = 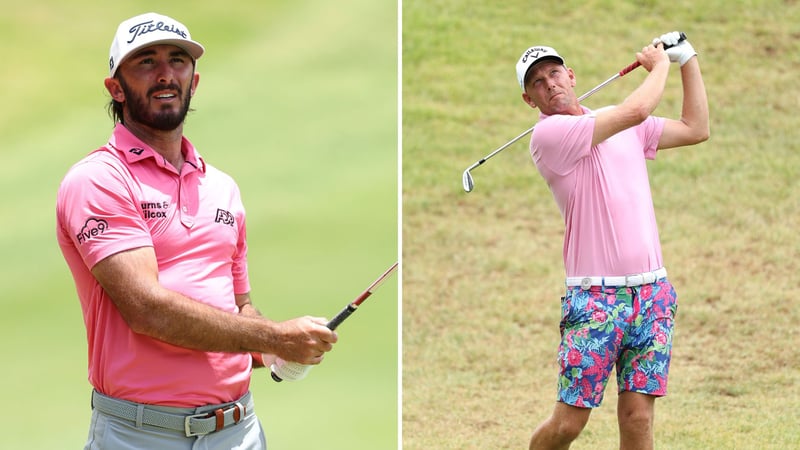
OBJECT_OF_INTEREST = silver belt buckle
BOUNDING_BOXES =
[627,272,655,287]
[580,277,592,290]
[184,412,211,437]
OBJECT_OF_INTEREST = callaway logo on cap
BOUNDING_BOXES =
[109,12,205,77]
[515,46,564,91]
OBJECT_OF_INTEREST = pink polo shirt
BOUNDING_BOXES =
[530,106,666,277]
[56,124,252,407]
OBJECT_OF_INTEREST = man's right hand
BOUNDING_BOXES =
[272,316,338,365]
[636,42,670,73]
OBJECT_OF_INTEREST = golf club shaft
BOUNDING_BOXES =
[327,261,399,330]
[462,32,686,191]
[464,74,623,172]
[270,261,398,382]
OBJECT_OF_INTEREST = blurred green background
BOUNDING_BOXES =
[0,1,398,449]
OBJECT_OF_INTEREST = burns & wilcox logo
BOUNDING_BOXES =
[142,200,170,219]
[126,19,188,44]
[76,218,109,245]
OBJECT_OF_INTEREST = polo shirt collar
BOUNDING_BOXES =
[107,123,206,173]
[539,105,592,120]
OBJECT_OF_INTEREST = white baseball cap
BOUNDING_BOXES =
[109,12,205,77]
[515,46,564,91]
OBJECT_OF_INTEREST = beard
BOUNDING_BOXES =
[118,75,193,131]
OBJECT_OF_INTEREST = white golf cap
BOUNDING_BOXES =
[515,46,564,90]
[109,12,205,77]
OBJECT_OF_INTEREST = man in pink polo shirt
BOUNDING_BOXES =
[56,12,337,449]
[516,33,708,449]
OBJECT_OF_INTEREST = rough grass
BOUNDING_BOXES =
[402,0,800,448]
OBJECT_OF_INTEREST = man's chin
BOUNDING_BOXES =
[147,111,188,131]
[546,99,578,116]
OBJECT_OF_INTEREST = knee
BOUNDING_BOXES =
[543,413,588,444]
[553,415,587,442]
[618,406,653,431]
[530,405,591,449]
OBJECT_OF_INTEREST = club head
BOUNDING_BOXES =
[462,169,474,192]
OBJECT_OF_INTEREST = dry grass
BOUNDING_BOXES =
[402,0,800,448]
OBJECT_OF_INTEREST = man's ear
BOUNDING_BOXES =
[104,78,125,102]
[522,91,538,110]
[190,72,200,97]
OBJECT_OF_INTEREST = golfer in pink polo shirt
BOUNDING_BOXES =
[516,33,708,449]
[56,12,337,449]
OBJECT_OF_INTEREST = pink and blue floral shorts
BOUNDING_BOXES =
[557,279,678,408]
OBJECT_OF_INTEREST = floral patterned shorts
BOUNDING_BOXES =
[556,279,678,408]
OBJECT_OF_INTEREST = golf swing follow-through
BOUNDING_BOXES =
[461,33,687,193]
[464,31,708,450]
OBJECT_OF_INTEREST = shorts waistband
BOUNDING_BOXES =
[566,267,667,289]
[91,390,253,437]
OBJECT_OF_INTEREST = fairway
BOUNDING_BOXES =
[0,1,397,449]
[403,0,799,449]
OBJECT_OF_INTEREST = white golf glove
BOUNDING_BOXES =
[270,357,313,382]
[653,31,697,66]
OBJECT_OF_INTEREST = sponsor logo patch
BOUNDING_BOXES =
[215,208,235,226]
[76,218,109,245]
[142,201,170,219]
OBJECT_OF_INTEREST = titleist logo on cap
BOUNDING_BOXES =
[125,19,188,44]
[109,13,204,76]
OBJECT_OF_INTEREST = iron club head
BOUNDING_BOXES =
[462,169,474,192]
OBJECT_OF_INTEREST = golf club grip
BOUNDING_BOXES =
[618,32,687,77]
[618,61,641,76]
[326,303,358,330]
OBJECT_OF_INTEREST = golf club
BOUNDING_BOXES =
[270,261,399,382]
[462,32,686,193]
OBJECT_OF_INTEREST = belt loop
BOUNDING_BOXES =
[233,402,245,423]
[214,408,225,432]
[135,404,144,428]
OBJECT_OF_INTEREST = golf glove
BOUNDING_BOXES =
[653,31,697,66]
[270,358,312,382]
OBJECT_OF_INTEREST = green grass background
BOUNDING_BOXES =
[403,0,799,449]
[0,1,397,449]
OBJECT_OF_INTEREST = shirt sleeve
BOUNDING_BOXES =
[56,153,153,270]
[639,115,666,160]
[230,185,250,295]
[531,114,595,177]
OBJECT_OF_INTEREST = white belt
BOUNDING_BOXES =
[566,267,667,289]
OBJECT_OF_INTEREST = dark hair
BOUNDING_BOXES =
[107,96,124,125]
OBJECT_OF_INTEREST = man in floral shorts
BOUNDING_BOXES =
[515,32,709,449]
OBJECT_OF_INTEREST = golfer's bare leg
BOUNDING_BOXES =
[529,402,591,450]
[617,392,656,450]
